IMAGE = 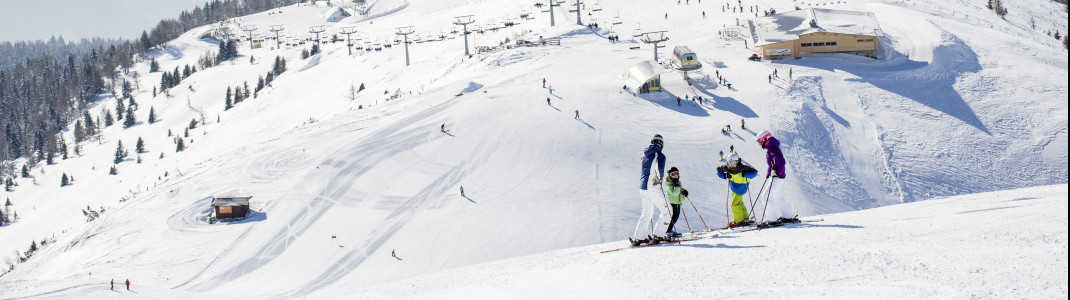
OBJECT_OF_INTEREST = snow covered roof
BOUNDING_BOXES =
[212,196,252,207]
[623,60,668,93]
[324,7,352,22]
[754,8,883,46]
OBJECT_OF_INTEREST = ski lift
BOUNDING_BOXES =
[612,11,623,25]
[632,28,643,37]
[592,1,603,11]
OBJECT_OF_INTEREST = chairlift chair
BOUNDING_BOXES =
[592,1,603,11]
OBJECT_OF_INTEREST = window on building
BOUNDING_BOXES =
[857,39,864,42]
[865,39,874,42]
[814,42,825,46]
[827,42,837,46]
[801,43,812,47]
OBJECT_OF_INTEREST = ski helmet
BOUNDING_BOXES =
[756,131,772,144]
[651,134,664,147]
[727,153,741,166]
[668,166,680,175]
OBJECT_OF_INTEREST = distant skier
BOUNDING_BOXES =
[391,249,397,258]
[756,131,795,224]
[677,96,682,106]
[460,186,465,197]
[125,279,130,291]
[543,78,546,88]
[664,167,689,237]
[633,134,668,241]
[441,123,446,133]
[575,110,580,120]
[547,97,551,106]
[717,153,758,227]
[730,144,734,153]
[111,279,114,291]
[741,119,746,130]
[719,150,725,161]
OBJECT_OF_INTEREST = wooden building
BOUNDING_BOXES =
[212,196,251,219]
[752,8,883,59]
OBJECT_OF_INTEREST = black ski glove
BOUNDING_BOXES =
[681,189,689,197]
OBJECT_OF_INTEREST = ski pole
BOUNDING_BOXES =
[747,181,756,221]
[684,196,709,230]
[759,176,776,225]
[725,181,731,224]
[748,175,771,222]
[680,206,692,232]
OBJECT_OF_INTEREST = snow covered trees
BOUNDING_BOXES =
[148,107,158,124]
[987,0,1008,18]
[113,141,128,164]
[136,137,146,154]
[123,107,137,128]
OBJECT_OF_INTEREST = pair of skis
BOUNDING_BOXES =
[602,217,824,254]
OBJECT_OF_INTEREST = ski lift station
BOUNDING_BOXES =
[672,46,701,71]
[752,8,884,59]
[624,60,669,94]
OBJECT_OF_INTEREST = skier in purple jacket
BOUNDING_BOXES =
[756,131,795,224]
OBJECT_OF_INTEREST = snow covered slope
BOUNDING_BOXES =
[0,0,1066,297]
[322,184,1068,299]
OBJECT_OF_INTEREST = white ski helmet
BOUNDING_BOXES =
[727,153,741,166]
[756,131,772,143]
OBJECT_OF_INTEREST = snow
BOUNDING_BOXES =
[0,0,1066,298]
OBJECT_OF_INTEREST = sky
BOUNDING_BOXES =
[0,0,209,42]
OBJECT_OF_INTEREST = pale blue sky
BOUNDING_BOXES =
[0,0,210,42]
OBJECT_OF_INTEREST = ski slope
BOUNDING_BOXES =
[0,0,1066,298]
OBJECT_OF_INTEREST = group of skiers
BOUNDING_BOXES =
[633,131,795,243]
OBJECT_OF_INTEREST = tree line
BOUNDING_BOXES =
[0,0,298,175]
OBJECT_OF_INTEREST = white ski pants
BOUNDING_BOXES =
[759,177,794,222]
[633,187,671,238]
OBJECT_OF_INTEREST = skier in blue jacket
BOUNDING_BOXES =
[634,134,669,241]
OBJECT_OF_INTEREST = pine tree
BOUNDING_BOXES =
[189,118,198,130]
[176,138,186,152]
[4,197,11,206]
[103,110,114,127]
[113,141,128,164]
[123,106,137,128]
[136,137,146,153]
[61,173,69,187]
[225,87,233,110]
[148,107,158,124]
[4,178,12,191]
[273,55,287,75]
[21,165,29,178]
[74,120,86,143]
[59,137,68,160]
[109,165,118,175]
[243,81,251,100]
